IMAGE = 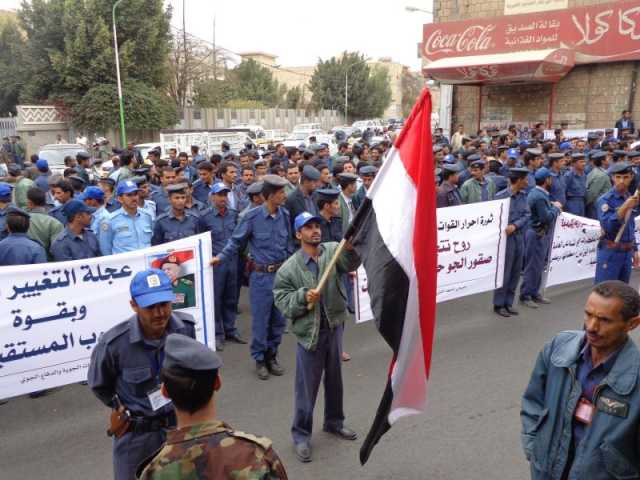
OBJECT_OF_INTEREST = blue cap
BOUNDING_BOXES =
[36,159,49,171]
[0,182,13,198]
[81,186,105,201]
[210,182,230,194]
[116,180,139,196]
[589,150,607,161]
[610,162,632,174]
[294,211,322,231]
[130,269,176,308]
[534,167,552,182]
[302,165,321,181]
[443,154,456,164]
[61,199,93,220]
[559,141,572,150]
[507,148,519,159]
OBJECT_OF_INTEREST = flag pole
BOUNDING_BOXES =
[306,238,349,310]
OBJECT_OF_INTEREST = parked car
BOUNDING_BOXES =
[293,123,322,132]
[37,144,89,176]
[352,119,384,134]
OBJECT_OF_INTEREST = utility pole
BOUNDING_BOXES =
[112,0,126,147]
[212,15,217,80]
[182,0,188,109]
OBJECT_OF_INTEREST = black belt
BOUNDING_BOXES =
[600,240,634,252]
[253,262,283,273]
[128,413,175,434]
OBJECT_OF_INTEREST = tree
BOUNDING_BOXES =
[192,79,236,108]
[228,59,283,107]
[0,14,27,115]
[71,80,177,132]
[401,69,424,118]
[285,85,304,109]
[309,51,392,120]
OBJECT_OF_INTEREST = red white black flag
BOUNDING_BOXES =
[349,89,438,465]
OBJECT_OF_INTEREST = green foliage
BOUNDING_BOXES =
[225,99,266,109]
[0,15,26,115]
[285,85,304,109]
[193,79,236,108]
[402,69,424,118]
[71,81,177,132]
[309,51,392,120]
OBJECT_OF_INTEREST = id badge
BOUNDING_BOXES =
[574,398,595,425]
[147,387,171,411]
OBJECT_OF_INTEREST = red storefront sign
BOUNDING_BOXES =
[421,0,640,83]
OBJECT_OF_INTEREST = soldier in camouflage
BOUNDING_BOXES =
[136,334,288,479]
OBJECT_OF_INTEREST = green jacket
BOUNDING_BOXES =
[27,207,64,259]
[460,176,496,204]
[14,177,34,209]
[274,242,360,351]
[586,166,612,206]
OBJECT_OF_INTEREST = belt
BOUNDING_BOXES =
[128,413,175,434]
[253,262,283,273]
[601,240,635,252]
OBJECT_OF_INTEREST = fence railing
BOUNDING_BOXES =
[0,117,17,139]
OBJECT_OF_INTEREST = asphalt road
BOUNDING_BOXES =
[2,276,638,480]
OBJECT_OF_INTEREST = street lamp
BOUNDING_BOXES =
[405,6,433,14]
[112,0,126,147]
[345,57,372,125]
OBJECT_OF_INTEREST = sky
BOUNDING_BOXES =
[2,0,433,70]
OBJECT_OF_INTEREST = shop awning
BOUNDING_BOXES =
[422,48,575,85]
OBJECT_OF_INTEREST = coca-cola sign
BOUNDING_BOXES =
[421,0,640,64]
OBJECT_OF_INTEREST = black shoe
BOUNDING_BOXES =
[215,339,225,351]
[267,356,285,376]
[505,306,519,315]
[493,306,511,318]
[294,442,312,463]
[533,296,551,305]
[226,333,247,344]
[324,426,358,441]
[256,361,269,380]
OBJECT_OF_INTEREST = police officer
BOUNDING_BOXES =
[595,162,640,283]
[352,165,377,211]
[75,152,91,184]
[0,206,47,265]
[136,334,288,479]
[273,212,360,463]
[99,180,154,255]
[99,177,121,213]
[315,188,343,242]
[586,150,612,219]
[81,186,110,234]
[151,167,177,216]
[524,148,544,193]
[0,182,14,240]
[211,175,294,380]
[564,152,588,216]
[151,184,202,246]
[436,164,463,208]
[26,186,63,256]
[192,161,216,203]
[88,269,196,480]
[492,168,531,317]
[520,167,562,308]
[285,165,321,223]
[487,159,508,191]
[50,200,101,261]
[132,175,157,221]
[547,153,567,208]
[239,181,264,219]
[49,179,74,224]
[460,159,496,203]
[200,182,246,351]
[336,172,358,233]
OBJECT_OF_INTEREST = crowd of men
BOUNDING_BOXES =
[434,112,640,318]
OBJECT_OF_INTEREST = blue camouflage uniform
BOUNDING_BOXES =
[520,185,560,302]
[50,227,101,261]
[564,169,587,216]
[493,185,530,309]
[98,208,154,255]
[88,311,195,480]
[0,232,47,265]
[151,210,202,246]
[217,204,294,363]
[595,187,639,283]
[201,205,240,342]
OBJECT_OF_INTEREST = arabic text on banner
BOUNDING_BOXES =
[355,199,509,323]
[0,233,214,400]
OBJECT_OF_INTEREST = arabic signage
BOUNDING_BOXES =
[504,0,567,16]
[355,199,509,323]
[0,233,214,400]
[421,0,640,83]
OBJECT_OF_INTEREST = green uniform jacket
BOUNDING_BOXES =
[27,207,64,259]
[586,166,612,207]
[460,177,496,204]
[14,177,34,209]
[274,242,360,351]
[338,194,352,234]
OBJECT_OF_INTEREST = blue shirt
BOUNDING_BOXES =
[150,189,170,216]
[564,169,587,199]
[35,174,50,192]
[98,207,154,255]
[105,196,121,213]
[0,233,47,265]
[597,187,640,246]
[49,204,68,225]
[50,227,101,261]
[0,204,13,240]
[527,186,560,229]
[218,204,294,266]
[91,206,111,234]
[200,205,238,255]
[191,179,213,204]
[87,313,195,416]
[549,171,567,206]
[151,210,202,246]
[495,186,531,233]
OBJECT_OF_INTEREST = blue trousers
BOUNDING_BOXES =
[292,325,345,444]
[113,430,165,480]
[595,246,633,284]
[493,232,524,307]
[249,271,286,362]
[520,228,552,300]
[214,258,239,340]
[565,197,585,217]
[343,273,354,313]
[585,203,598,220]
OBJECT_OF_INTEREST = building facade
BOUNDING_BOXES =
[427,0,640,133]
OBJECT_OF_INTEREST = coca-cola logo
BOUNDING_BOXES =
[424,25,496,56]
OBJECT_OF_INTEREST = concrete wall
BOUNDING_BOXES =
[433,0,640,132]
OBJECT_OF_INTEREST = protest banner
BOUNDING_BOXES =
[355,199,509,323]
[0,233,214,400]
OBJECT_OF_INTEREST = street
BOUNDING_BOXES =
[2,275,636,480]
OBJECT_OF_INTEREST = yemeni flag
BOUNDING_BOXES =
[348,89,437,465]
